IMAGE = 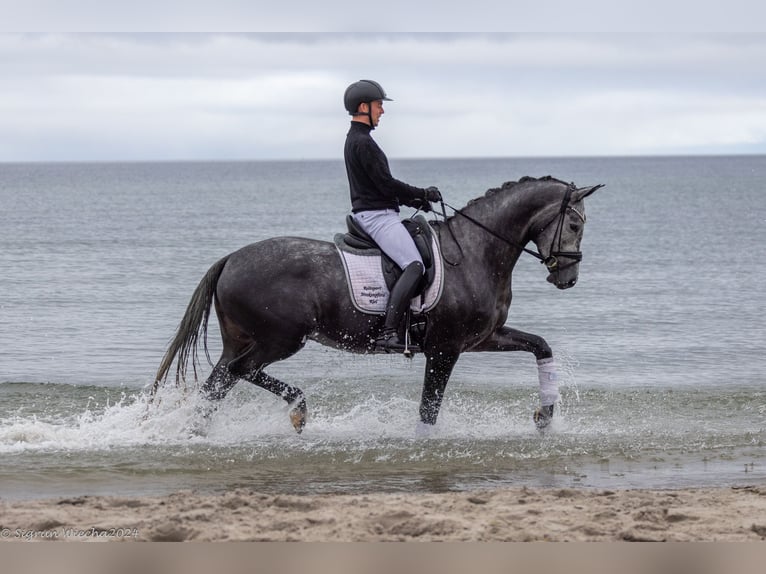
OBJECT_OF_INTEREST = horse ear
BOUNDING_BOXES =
[573,184,604,202]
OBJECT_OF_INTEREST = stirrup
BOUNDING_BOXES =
[374,330,420,356]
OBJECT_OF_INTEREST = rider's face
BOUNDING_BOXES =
[365,100,384,126]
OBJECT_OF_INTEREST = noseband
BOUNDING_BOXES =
[439,183,584,272]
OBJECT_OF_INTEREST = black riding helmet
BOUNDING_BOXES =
[344,80,392,128]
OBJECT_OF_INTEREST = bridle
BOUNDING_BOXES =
[438,183,590,276]
[539,184,586,274]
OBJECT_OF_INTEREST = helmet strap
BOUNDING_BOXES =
[351,102,375,130]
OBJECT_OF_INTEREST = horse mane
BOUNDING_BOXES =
[465,175,572,208]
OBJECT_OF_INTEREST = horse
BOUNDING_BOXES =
[152,175,602,433]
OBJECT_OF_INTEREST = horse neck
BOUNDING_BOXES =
[456,182,561,252]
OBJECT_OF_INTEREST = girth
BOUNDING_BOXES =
[341,214,437,293]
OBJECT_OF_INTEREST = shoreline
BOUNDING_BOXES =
[2,485,766,542]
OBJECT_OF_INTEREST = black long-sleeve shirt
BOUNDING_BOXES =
[344,121,427,213]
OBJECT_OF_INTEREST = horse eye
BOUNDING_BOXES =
[569,223,581,233]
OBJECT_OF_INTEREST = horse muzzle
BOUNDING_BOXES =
[544,252,581,289]
[547,272,578,289]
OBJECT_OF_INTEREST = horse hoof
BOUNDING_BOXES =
[289,399,307,434]
[533,404,555,431]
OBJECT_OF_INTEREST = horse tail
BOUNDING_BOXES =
[151,255,230,397]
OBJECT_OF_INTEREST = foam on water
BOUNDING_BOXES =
[0,381,532,454]
[1,378,762,492]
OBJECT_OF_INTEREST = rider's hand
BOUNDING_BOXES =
[425,186,443,203]
[415,198,433,212]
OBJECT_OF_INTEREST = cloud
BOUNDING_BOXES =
[1,34,765,161]
[3,2,766,32]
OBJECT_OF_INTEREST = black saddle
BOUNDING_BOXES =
[342,214,437,293]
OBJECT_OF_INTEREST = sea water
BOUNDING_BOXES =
[1,156,764,499]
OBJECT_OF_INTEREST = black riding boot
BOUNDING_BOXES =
[375,261,424,354]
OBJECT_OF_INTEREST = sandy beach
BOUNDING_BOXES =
[2,485,765,542]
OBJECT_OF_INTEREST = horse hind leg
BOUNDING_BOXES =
[192,359,307,435]
[199,321,308,433]
[241,368,307,434]
[201,358,239,401]
[188,358,239,436]
[191,336,259,431]
[226,331,310,433]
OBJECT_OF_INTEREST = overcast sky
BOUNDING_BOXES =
[2,33,766,162]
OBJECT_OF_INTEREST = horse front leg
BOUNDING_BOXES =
[419,350,460,426]
[470,326,560,429]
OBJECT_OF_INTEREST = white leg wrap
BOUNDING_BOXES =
[537,357,560,406]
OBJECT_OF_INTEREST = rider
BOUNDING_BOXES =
[343,79,443,353]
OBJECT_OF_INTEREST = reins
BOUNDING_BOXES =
[432,183,586,273]
[438,200,549,267]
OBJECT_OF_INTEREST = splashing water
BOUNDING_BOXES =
[1,373,763,500]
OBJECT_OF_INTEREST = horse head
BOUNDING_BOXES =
[531,183,603,290]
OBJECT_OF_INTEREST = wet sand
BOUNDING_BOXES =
[2,485,766,542]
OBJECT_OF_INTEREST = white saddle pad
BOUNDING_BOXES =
[334,233,444,315]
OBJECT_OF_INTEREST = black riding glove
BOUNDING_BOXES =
[424,186,443,203]
[413,198,432,212]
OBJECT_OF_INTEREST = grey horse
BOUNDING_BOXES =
[153,175,602,433]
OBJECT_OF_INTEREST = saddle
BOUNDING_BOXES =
[340,214,437,293]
